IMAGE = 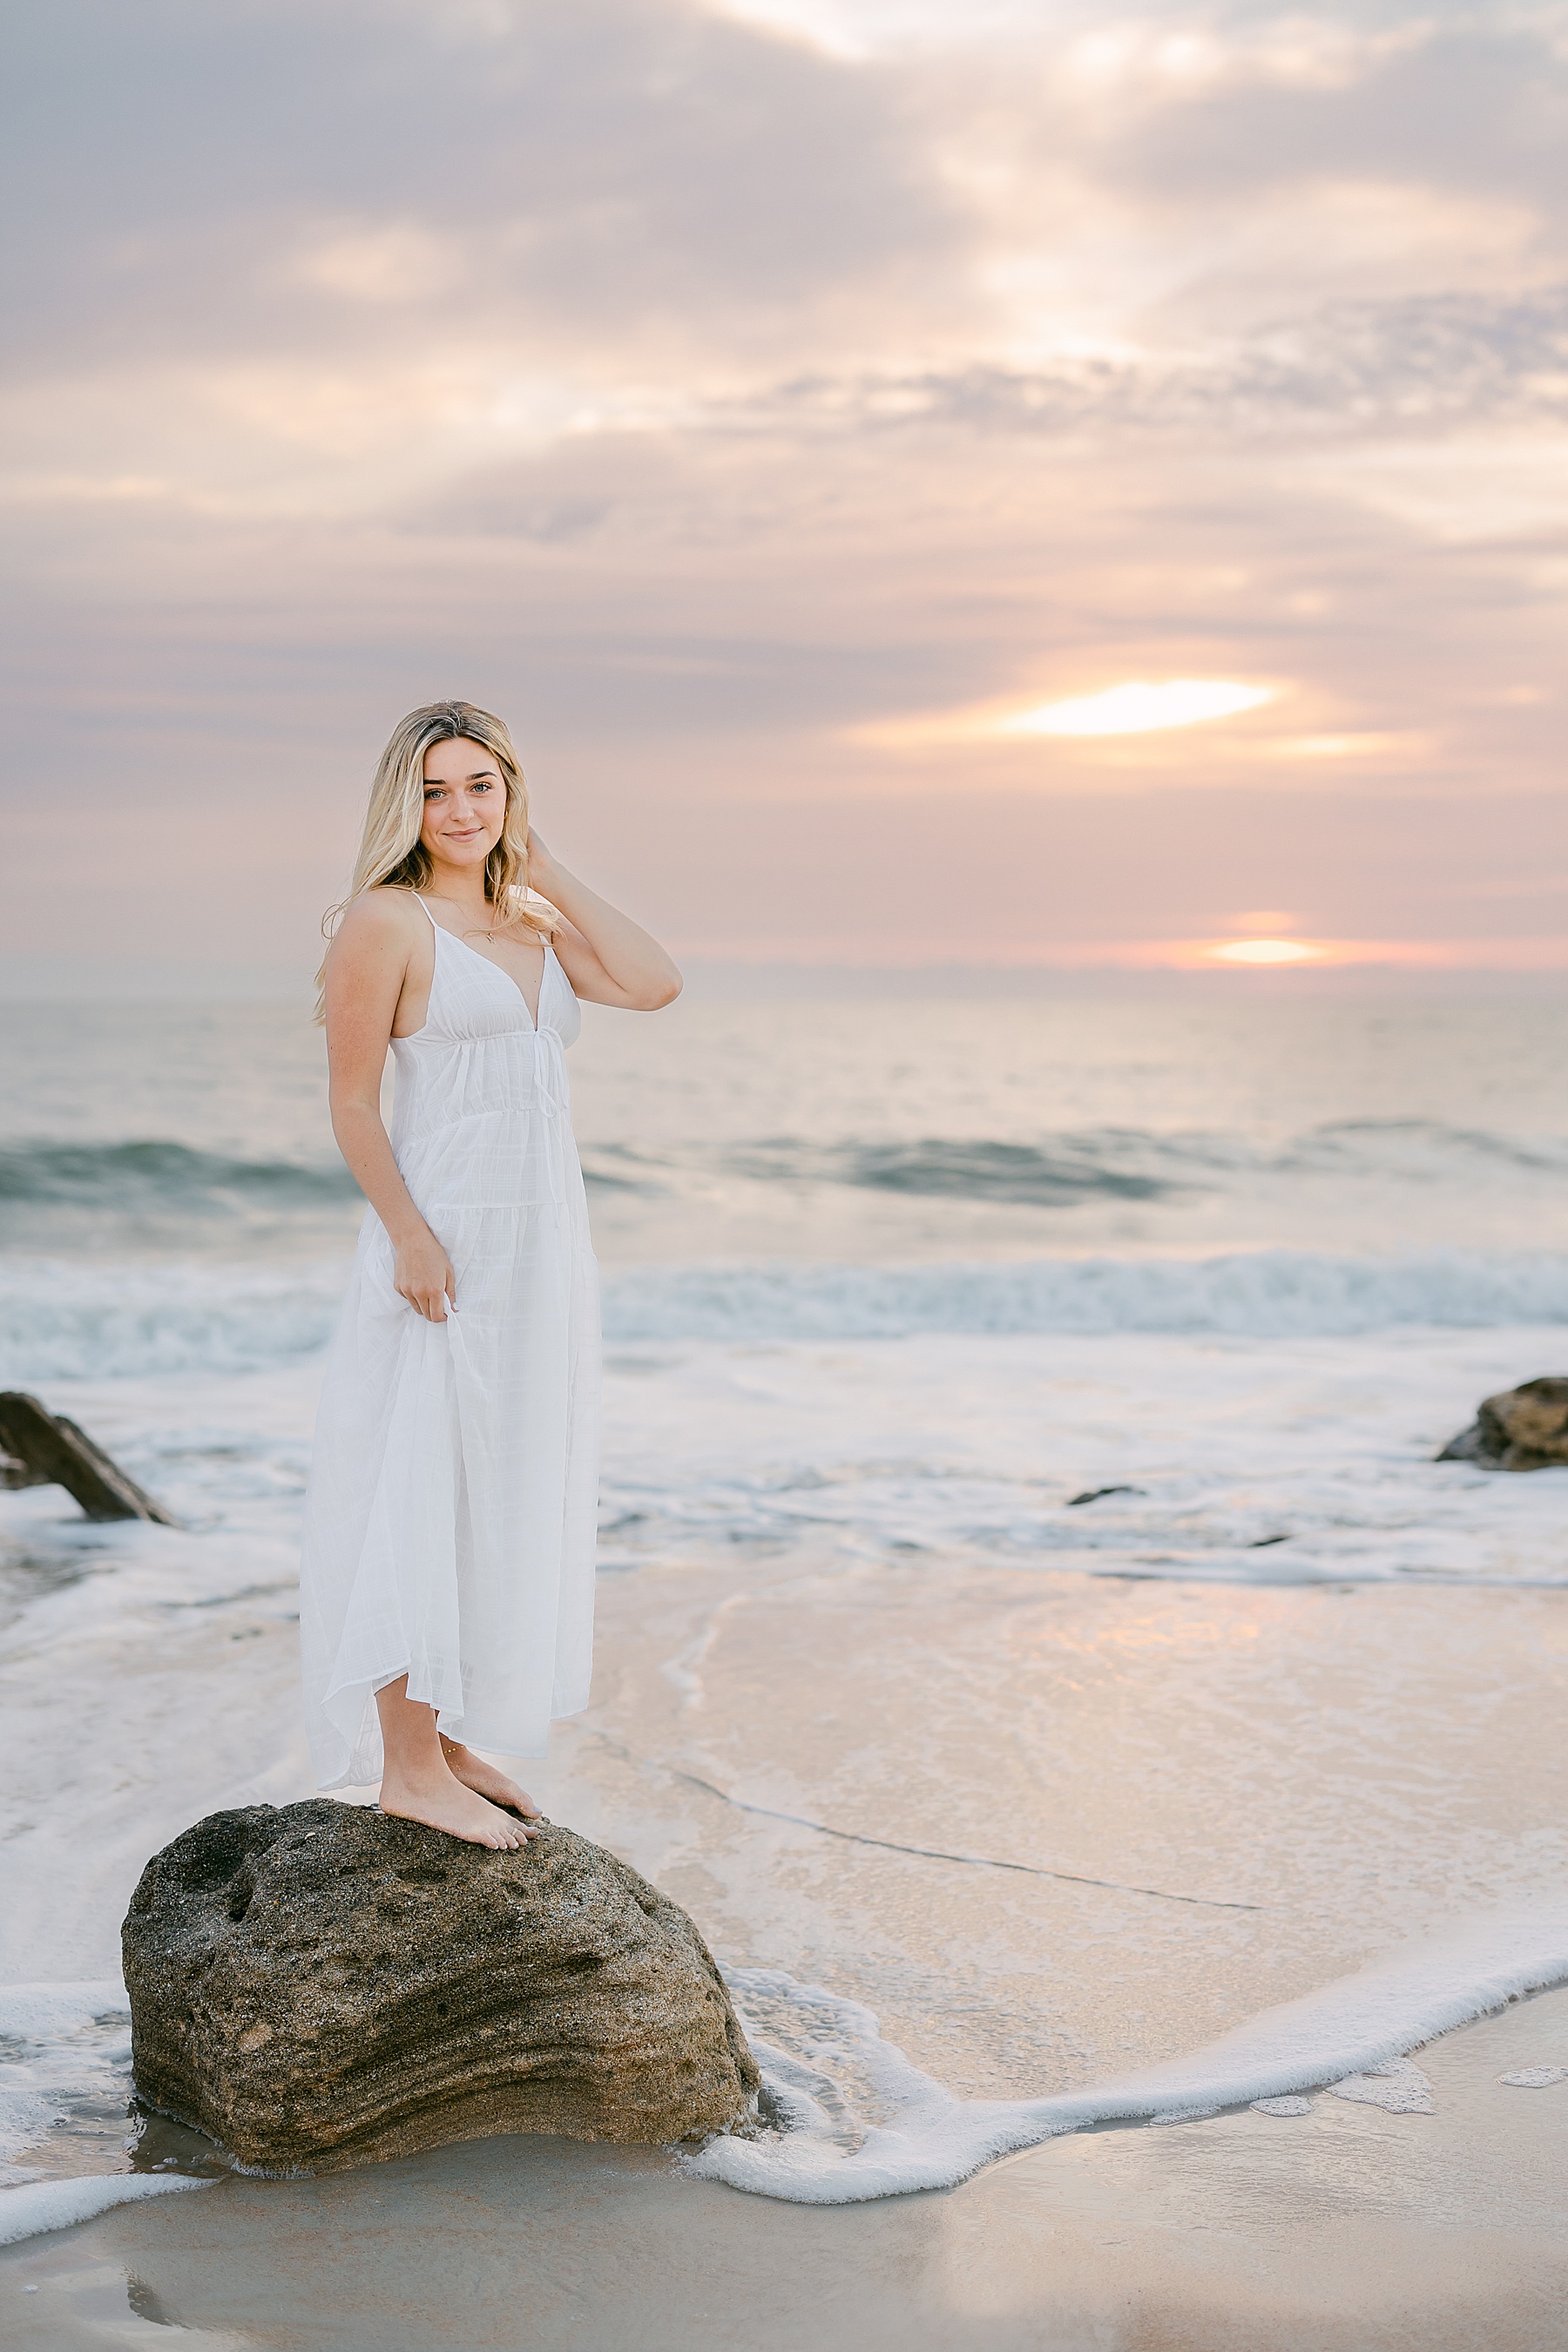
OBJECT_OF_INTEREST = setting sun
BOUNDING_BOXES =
[1207,937,1325,965]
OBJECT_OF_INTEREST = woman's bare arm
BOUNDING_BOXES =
[323,893,456,1321]
[526,836,682,1010]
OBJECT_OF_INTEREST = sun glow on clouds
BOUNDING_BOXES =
[706,0,1037,57]
[1270,733,1418,760]
[855,678,1276,751]
[997,679,1274,738]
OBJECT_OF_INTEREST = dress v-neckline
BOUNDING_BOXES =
[441,923,548,1032]
[416,896,545,1032]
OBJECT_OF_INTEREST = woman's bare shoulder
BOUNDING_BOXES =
[335,888,427,950]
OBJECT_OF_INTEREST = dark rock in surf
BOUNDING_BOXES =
[122,1801,758,2175]
[1436,1377,1568,1472]
[0,1390,178,1523]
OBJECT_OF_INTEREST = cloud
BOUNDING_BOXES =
[3,0,964,372]
[4,0,1568,968]
[654,277,1568,442]
[1098,26,1568,219]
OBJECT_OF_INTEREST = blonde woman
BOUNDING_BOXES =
[300,700,680,1849]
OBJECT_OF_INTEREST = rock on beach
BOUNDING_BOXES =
[122,1801,759,2175]
[1436,1376,1568,1472]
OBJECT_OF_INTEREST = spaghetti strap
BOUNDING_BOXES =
[410,891,439,931]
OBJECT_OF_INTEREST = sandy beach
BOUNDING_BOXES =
[4,1324,1568,2345]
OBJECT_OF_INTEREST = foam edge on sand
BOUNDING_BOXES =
[689,1906,1568,2204]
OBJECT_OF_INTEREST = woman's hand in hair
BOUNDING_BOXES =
[524,828,560,900]
[394,1227,457,1322]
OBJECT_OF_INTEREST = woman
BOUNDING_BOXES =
[300,700,680,1849]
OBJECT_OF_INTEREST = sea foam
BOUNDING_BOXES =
[3,1247,1568,1382]
[0,1981,133,2180]
[0,1981,217,2247]
[689,1907,1568,2203]
[604,1249,1568,1343]
[3,1913,1565,2239]
[0,2173,211,2248]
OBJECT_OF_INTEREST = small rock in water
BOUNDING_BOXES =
[1436,1377,1568,1472]
[1251,2095,1312,2117]
[1325,2056,1434,2114]
[122,1801,759,2175]
[1497,2065,1568,2088]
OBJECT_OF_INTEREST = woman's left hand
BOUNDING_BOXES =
[525,829,558,898]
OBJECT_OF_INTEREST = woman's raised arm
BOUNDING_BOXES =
[526,835,682,1011]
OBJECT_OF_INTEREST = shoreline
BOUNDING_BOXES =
[3,1325,1567,2335]
[6,1982,1567,2352]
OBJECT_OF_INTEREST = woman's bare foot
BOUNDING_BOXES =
[372,1677,535,1849]
[379,1762,529,1851]
[440,1736,543,1821]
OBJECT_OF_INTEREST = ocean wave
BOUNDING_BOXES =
[0,1247,1565,1382]
[727,1138,1180,1203]
[0,1261,348,1381]
[603,1248,1568,1343]
[0,1140,360,1210]
[10,1115,1567,1228]
[730,1119,1568,1199]
[1281,1118,1568,1175]
[721,1120,1568,1206]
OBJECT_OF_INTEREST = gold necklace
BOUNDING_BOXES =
[432,893,500,944]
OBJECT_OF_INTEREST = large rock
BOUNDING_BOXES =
[1436,1377,1568,1472]
[122,1801,759,2175]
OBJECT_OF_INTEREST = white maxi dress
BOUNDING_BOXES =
[299,896,600,1789]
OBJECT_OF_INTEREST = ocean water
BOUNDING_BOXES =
[6,987,1568,1369]
[3,981,1568,2226]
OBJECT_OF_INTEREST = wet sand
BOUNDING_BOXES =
[565,1549,1568,2101]
[4,1984,1567,2351]
[3,1347,1568,2343]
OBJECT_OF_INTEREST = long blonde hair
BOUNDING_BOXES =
[315,700,554,1020]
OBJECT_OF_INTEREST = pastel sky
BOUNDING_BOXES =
[5,0,1566,981]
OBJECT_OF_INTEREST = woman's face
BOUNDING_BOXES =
[420,737,506,875]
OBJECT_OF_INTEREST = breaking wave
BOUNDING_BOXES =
[0,1261,349,1381]
[0,1247,1565,1382]
[602,1248,1568,1344]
